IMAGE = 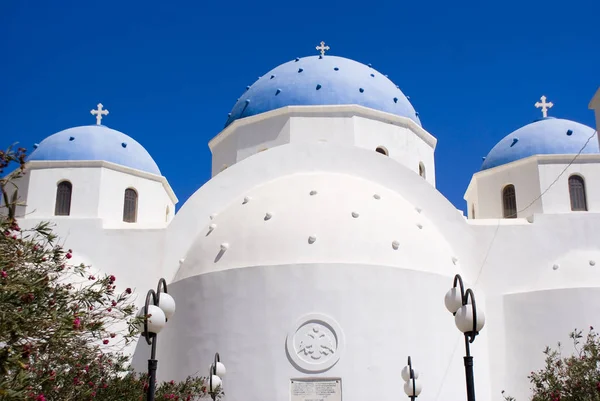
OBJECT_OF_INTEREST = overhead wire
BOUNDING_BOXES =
[433,128,598,400]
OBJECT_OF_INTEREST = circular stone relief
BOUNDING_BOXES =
[286,313,345,373]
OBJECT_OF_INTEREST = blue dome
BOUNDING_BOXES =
[225,55,420,127]
[481,118,598,170]
[28,125,161,175]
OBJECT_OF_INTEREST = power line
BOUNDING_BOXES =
[434,129,598,400]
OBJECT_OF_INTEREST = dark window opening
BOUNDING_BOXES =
[502,185,517,218]
[569,175,587,211]
[123,188,138,223]
[55,181,72,216]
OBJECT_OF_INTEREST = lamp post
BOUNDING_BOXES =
[444,274,485,401]
[208,352,226,401]
[141,278,177,401]
[402,356,422,400]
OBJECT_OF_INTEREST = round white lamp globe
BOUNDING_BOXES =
[158,292,176,320]
[401,365,419,382]
[209,375,222,392]
[403,378,423,397]
[444,287,463,314]
[210,361,226,378]
[137,305,167,334]
[455,304,485,333]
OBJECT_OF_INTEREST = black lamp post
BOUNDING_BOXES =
[208,352,226,401]
[402,356,422,400]
[142,278,176,401]
[444,274,485,401]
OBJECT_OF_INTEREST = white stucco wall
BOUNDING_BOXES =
[176,172,455,281]
[153,141,493,401]
[165,143,480,286]
[140,264,491,401]
[209,106,437,185]
[468,211,600,399]
[538,158,600,213]
[466,154,600,219]
[465,158,542,219]
[98,168,176,227]
[25,166,103,218]
[353,116,435,185]
[18,161,176,226]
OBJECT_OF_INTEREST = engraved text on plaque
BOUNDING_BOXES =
[290,379,342,401]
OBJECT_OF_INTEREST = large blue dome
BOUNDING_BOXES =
[28,125,161,175]
[481,118,598,170]
[225,55,421,127]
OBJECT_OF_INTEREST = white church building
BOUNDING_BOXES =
[6,46,600,401]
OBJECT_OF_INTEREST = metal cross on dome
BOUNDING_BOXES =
[316,41,330,56]
[91,103,109,125]
[535,95,554,118]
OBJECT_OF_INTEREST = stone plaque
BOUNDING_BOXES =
[290,379,342,401]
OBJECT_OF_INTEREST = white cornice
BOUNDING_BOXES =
[25,160,178,204]
[208,105,437,150]
[473,153,600,179]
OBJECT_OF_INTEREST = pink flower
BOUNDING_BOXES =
[109,275,116,282]
[65,253,72,259]
[103,339,109,345]
[107,307,112,312]
[1,271,7,278]
[125,288,132,294]
[35,395,46,401]
[73,317,81,329]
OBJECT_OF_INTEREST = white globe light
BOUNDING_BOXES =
[209,375,222,392]
[403,378,422,397]
[210,361,226,378]
[137,304,167,334]
[158,293,176,320]
[401,365,419,382]
[444,287,463,314]
[455,304,485,333]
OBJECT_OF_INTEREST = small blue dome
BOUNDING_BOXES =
[225,55,420,127]
[481,118,598,170]
[28,125,161,175]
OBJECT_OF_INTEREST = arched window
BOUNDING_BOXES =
[569,175,587,211]
[375,146,388,156]
[123,188,138,223]
[419,162,426,179]
[55,181,72,216]
[502,184,517,218]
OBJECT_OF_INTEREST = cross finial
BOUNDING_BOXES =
[535,95,554,118]
[316,41,330,56]
[90,103,109,125]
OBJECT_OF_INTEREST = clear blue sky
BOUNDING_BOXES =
[1,0,598,211]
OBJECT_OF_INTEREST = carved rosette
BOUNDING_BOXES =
[286,313,344,373]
